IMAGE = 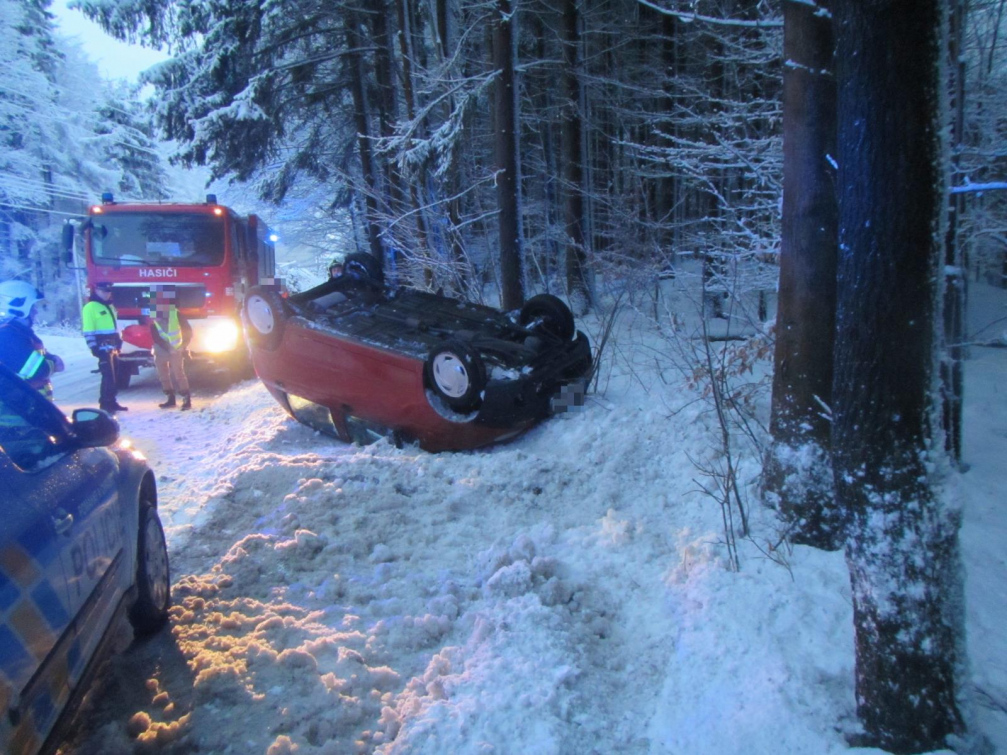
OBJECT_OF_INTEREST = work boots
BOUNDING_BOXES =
[180,393,192,411]
[159,392,176,409]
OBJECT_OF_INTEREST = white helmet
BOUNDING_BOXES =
[0,279,44,320]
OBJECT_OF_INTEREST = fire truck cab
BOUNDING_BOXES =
[66,193,276,387]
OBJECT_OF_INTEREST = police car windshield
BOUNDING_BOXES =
[91,213,225,267]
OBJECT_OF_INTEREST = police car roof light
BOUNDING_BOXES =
[101,191,115,204]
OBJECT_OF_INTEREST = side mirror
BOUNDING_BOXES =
[62,223,75,266]
[71,408,120,447]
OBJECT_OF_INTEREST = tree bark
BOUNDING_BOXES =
[561,0,590,312]
[942,0,967,464]
[833,1,964,750]
[345,10,387,263]
[394,0,434,276]
[368,0,410,275]
[764,0,840,549]
[492,0,524,309]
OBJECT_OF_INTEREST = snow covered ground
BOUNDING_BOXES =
[39,281,1007,755]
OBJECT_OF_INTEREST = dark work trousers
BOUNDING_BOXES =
[97,351,119,409]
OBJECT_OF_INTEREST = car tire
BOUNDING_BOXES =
[425,340,486,413]
[565,331,594,378]
[244,286,287,352]
[519,294,575,341]
[342,252,384,288]
[129,502,171,636]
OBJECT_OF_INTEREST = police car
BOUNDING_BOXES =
[0,364,170,755]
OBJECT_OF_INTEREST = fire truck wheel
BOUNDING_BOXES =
[244,287,287,352]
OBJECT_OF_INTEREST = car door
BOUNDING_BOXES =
[0,437,76,754]
[0,369,127,754]
[55,440,127,673]
[13,381,126,684]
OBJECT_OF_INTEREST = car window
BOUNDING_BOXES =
[0,374,72,470]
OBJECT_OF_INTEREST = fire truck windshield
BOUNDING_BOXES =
[90,213,226,267]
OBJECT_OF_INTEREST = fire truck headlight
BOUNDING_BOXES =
[203,319,241,353]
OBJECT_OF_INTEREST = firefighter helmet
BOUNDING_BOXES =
[0,279,44,320]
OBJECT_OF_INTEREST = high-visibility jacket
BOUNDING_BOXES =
[82,296,120,353]
[152,308,183,350]
[0,317,57,398]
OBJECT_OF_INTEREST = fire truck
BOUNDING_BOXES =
[64,193,276,387]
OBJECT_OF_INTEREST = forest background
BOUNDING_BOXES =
[2,0,1007,752]
[3,0,1005,315]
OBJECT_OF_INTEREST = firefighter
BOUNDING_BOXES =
[148,285,193,410]
[0,279,64,400]
[82,281,128,414]
[328,258,344,279]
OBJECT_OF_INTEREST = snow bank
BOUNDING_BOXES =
[48,283,1006,755]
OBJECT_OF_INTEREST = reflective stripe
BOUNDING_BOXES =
[81,302,117,336]
[153,309,183,349]
[17,350,44,380]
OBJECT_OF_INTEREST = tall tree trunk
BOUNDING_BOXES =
[657,13,679,264]
[942,0,967,464]
[369,0,409,273]
[764,0,840,549]
[492,0,524,309]
[346,11,386,263]
[395,0,434,276]
[431,0,470,289]
[527,13,559,292]
[561,0,590,312]
[833,1,964,750]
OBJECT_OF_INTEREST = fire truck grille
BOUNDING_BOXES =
[111,285,207,311]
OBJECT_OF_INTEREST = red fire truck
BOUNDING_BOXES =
[65,193,276,387]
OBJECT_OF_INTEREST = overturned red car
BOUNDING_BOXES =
[243,254,593,452]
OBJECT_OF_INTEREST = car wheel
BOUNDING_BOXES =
[129,502,171,636]
[244,287,287,351]
[115,367,132,390]
[425,341,486,413]
[565,331,594,378]
[519,294,575,341]
[342,252,384,288]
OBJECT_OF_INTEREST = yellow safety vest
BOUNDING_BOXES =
[82,300,119,350]
[154,308,183,350]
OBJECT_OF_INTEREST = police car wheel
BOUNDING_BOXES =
[244,286,286,352]
[129,504,171,636]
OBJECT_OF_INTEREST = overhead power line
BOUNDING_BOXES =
[0,201,86,218]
